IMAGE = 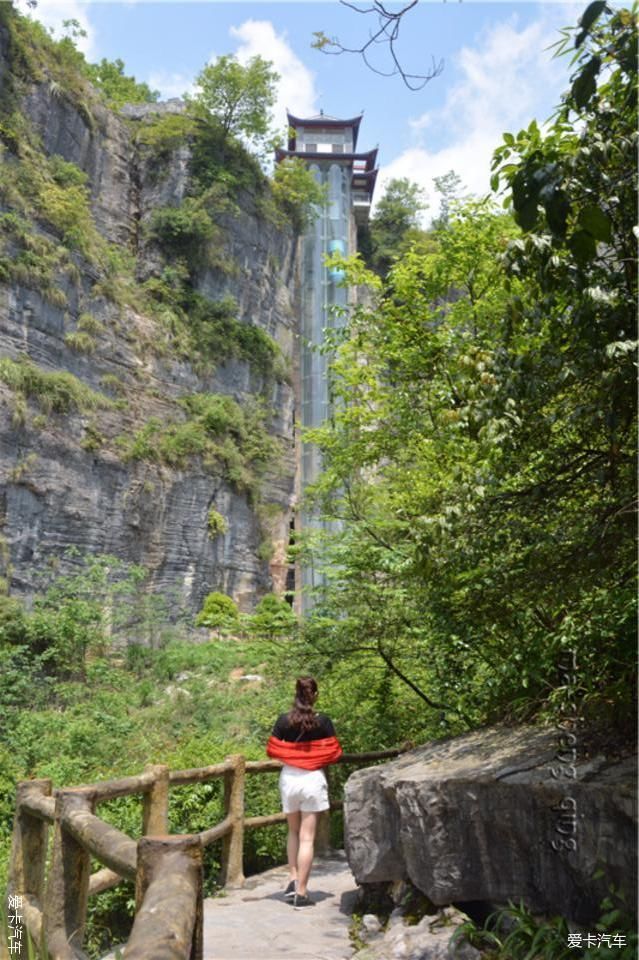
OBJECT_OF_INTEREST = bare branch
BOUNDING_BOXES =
[312,0,444,91]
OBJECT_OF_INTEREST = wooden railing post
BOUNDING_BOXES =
[142,764,170,835]
[125,835,203,960]
[220,754,245,888]
[8,779,52,947]
[43,787,97,959]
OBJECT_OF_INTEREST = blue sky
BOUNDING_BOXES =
[32,0,583,219]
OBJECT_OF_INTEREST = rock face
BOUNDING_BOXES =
[344,725,637,924]
[352,907,481,960]
[0,21,300,614]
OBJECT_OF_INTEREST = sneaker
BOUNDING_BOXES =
[292,893,314,908]
[284,881,296,900]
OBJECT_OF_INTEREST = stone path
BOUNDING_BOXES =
[203,851,359,960]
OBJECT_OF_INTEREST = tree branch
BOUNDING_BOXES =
[376,639,473,727]
[313,0,444,91]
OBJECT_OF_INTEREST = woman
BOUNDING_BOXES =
[266,676,342,907]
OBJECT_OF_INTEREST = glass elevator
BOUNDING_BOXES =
[275,113,378,611]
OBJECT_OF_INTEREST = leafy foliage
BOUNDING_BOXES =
[454,888,638,959]
[368,177,428,275]
[246,594,298,643]
[299,4,637,731]
[117,392,279,499]
[191,54,278,152]
[0,564,304,954]
[195,591,240,635]
[207,509,228,538]
[431,169,466,230]
[141,278,283,380]
[85,57,159,109]
[148,199,217,260]
[271,157,327,232]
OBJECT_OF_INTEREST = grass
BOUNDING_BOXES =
[65,330,97,353]
[452,896,639,960]
[0,356,114,414]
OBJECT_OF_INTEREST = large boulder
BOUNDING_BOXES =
[344,725,636,924]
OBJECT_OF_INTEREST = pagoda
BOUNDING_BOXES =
[276,111,378,228]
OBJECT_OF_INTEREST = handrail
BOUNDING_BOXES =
[20,792,55,822]
[62,804,137,880]
[8,744,409,959]
[170,759,233,786]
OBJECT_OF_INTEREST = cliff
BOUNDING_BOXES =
[0,9,299,615]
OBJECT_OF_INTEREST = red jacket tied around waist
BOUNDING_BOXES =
[266,734,343,770]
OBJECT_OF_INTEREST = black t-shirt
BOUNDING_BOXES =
[272,712,336,742]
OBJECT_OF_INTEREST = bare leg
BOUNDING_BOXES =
[286,811,301,882]
[296,811,319,896]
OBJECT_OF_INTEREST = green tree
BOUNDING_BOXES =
[431,169,465,230]
[369,177,428,275]
[191,54,278,153]
[85,58,159,109]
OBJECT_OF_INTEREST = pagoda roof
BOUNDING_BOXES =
[275,147,379,202]
[286,112,363,150]
[276,146,378,171]
[353,168,379,197]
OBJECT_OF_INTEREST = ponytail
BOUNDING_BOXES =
[288,676,319,734]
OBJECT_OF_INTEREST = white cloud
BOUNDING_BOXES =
[377,11,576,224]
[29,0,97,59]
[229,19,318,135]
[147,71,195,101]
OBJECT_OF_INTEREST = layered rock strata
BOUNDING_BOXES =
[0,29,299,613]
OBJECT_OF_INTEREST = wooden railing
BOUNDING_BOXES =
[7,746,408,960]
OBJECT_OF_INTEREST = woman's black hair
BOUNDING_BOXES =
[288,676,319,733]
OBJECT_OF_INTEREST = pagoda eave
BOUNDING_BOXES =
[277,147,378,171]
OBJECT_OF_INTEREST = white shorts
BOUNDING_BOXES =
[279,765,329,813]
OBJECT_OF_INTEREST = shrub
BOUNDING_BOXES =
[246,594,297,642]
[36,162,95,254]
[189,115,267,195]
[85,58,159,110]
[148,200,216,260]
[207,509,228,538]
[195,592,240,636]
[135,112,196,156]
[48,155,88,188]
[187,295,279,378]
